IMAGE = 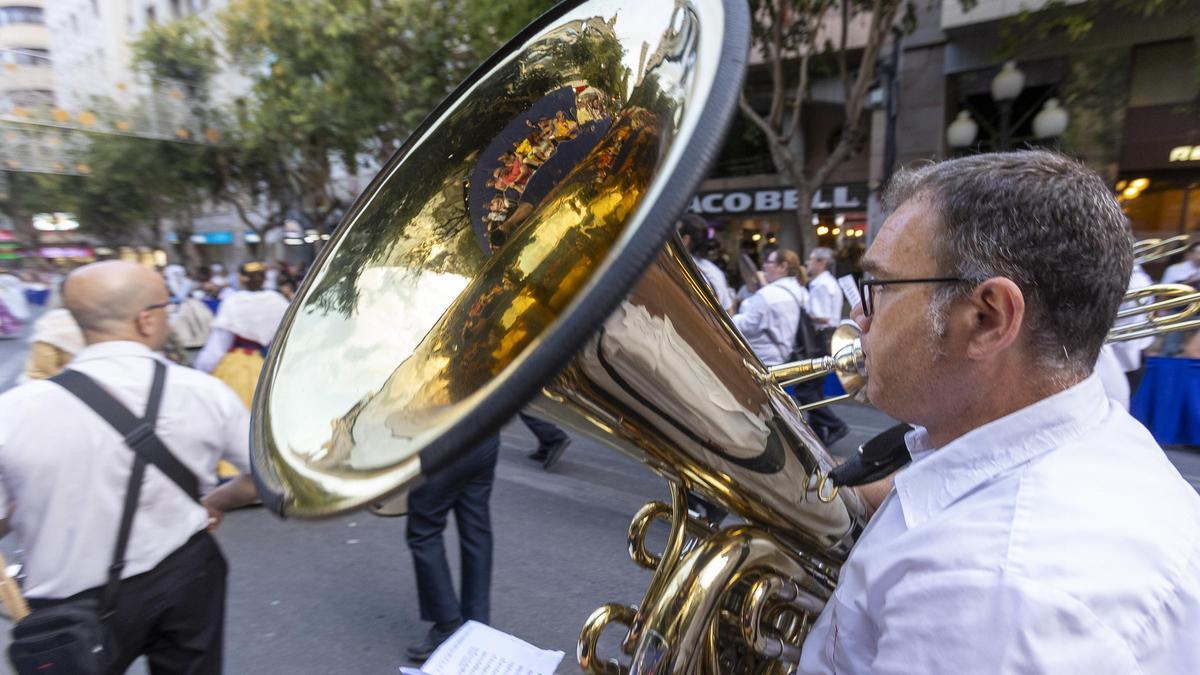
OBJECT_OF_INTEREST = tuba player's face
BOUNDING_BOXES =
[857,196,959,428]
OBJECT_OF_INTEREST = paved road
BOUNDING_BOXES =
[0,335,1197,673]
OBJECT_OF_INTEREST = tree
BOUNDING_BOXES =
[216,0,554,233]
[739,0,911,255]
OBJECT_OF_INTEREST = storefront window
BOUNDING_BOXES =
[1118,177,1200,237]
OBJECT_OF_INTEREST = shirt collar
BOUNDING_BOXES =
[894,373,1109,529]
[70,340,161,364]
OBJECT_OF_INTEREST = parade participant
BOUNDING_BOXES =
[0,271,30,338]
[0,260,257,674]
[21,306,84,381]
[518,411,571,469]
[193,261,289,406]
[194,261,289,478]
[678,215,733,311]
[799,151,1200,674]
[405,434,499,662]
[732,247,807,366]
[163,264,194,302]
[801,246,850,445]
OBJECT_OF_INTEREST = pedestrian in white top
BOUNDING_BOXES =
[804,247,842,329]
[800,151,1200,674]
[731,248,807,366]
[1161,242,1200,285]
[678,215,734,312]
[0,260,258,673]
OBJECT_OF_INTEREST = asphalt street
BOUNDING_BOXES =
[0,329,1197,674]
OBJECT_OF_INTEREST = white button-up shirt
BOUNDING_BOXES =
[732,276,808,366]
[807,270,843,326]
[694,256,733,310]
[800,374,1200,674]
[0,341,251,599]
[1162,259,1199,285]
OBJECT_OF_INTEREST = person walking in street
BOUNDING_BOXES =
[798,151,1200,674]
[801,246,850,445]
[519,411,571,470]
[404,433,500,662]
[0,260,258,674]
[678,215,734,312]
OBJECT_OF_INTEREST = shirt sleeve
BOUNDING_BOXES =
[193,327,234,373]
[217,389,252,474]
[870,570,1137,675]
[731,293,767,338]
[807,284,835,325]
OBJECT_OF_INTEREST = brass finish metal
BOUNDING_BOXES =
[1134,235,1191,265]
[253,1,861,672]
[1109,284,1200,343]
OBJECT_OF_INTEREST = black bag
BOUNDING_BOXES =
[775,284,824,362]
[9,362,198,675]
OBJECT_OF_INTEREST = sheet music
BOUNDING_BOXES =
[400,621,564,675]
[837,274,861,310]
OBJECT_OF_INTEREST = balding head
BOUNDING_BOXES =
[63,261,172,348]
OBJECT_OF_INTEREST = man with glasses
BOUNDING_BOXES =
[799,151,1200,674]
[0,261,258,673]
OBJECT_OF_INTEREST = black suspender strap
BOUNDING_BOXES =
[51,362,198,501]
[50,360,197,619]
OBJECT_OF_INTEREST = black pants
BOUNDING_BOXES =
[29,531,227,675]
[518,412,568,447]
[791,378,847,440]
[406,434,499,625]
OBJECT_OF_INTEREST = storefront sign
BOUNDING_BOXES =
[189,231,234,245]
[687,183,867,215]
[39,246,93,258]
[1169,145,1200,162]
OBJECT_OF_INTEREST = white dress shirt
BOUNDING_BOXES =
[694,256,733,310]
[1162,259,1199,285]
[0,341,251,599]
[807,270,843,326]
[732,277,808,366]
[799,374,1200,674]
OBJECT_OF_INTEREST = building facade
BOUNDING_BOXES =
[1,0,52,112]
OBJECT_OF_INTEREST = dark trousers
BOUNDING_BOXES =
[791,379,847,440]
[29,531,227,675]
[518,412,567,447]
[406,434,499,625]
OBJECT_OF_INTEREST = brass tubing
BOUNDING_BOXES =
[1134,234,1191,265]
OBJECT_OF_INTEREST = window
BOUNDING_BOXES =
[0,6,44,25]
[0,49,50,67]
[145,6,156,25]
[1129,41,1199,107]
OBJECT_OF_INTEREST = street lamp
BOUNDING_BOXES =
[946,60,1069,151]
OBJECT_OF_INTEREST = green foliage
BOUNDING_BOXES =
[132,15,219,92]
[1001,0,1198,57]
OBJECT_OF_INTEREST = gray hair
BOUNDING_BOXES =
[883,150,1132,376]
[809,247,835,265]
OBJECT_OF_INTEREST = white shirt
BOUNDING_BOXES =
[694,256,733,310]
[1109,264,1154,372]
[732,277,808,366]
[1095,344,1131,410]
[1162,259,1199,285]
[807,270,843,326]
[0,341,251,599]
[800,374,1200,674]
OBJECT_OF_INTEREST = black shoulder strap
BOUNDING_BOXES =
[51,362,199,502]
[50,360,184,618]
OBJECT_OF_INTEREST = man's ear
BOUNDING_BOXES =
[962,277,1025,360]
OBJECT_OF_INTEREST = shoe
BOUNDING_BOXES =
[528,450,547,462]
[406,621,462,662]
[541,437,571,470]
[823,424,850,447]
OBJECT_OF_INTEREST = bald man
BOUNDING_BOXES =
[0,260,256,674]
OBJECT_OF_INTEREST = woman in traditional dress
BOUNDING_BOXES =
[21,305,84,380]
[0,272,30,338]
[194,261,290,477]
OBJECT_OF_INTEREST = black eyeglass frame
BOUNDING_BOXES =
[858,277,972,317]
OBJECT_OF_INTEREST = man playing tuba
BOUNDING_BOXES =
[799,151,1200,674]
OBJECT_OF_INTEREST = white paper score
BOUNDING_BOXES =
[399,621,564,675]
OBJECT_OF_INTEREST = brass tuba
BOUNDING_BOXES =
[251,0,864,672]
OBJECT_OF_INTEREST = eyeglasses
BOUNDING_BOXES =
[858,277,972,317]
[142,301,172,312]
